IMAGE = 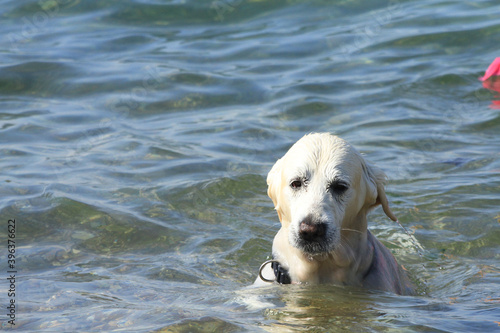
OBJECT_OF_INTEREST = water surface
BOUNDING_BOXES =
[1,0,500,331]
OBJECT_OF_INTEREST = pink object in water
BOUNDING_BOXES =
[479,57,500,81]
[491,100,500,109]
[481,65,500,109]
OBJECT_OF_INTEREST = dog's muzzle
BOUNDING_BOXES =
[299,218,327,242]
[294,215,334,254]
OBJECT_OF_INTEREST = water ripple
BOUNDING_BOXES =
[1,0,499,331]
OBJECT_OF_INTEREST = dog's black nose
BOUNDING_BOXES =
[299,217,326,242]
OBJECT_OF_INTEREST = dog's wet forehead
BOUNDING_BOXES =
[283,144,358,184]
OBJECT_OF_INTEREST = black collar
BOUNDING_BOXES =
[271,258,291,284]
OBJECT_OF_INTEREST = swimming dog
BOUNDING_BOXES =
[257,133,413,295]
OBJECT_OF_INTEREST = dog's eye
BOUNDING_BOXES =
[290,180,302,189]
[329,181,348,194]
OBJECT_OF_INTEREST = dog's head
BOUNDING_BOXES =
[267,133,397,255]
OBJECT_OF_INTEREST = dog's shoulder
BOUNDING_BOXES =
[363,231,414,295]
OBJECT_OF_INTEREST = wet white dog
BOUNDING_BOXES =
[256,133,413,295]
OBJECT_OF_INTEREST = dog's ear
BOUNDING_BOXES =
[364,163,398,221]
[267,158,284,221]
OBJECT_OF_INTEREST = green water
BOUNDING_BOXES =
[1,0,499,331]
